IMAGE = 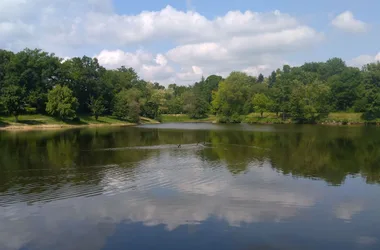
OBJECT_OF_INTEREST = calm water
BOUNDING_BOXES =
[1,123,380,250]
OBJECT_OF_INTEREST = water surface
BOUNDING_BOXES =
[1,123,380,250]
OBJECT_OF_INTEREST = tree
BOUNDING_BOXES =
[357,62,380,120]
[62,56,106,113]
[113,88,142,123]
[257,73,264,83]
[2,49,61,113]
[199,75,223,103]
[328,67,361,111]
[268,71,277,88]
[0,50,14,86]
[0,85,26,122]
[252,93,271,117]
[88,96,106,120]
[46,85,79,120]
[283,65,291,74]
[289,82,331,123]
[212,72,252,123]
[183,91,209,119]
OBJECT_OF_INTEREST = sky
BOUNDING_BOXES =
[1,0,379,85]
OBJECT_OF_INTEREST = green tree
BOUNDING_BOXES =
[257,73,264,83]
[183,91,209,119]
[289,82,331,123]
[46,85,79,120]
[113,88,142,122]
[88,96,106,120]
[252,93,271,117]
[212,72,253,123]
[268,71,277,88]
[4,49,62,113]
[358,62,380,120]
[328,67,361,111]
[0,85,26,122]
[0,50,14,87]
[62,56,106,113]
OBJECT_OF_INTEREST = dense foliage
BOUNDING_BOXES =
[1,48,380,123]
[46,85,79,120]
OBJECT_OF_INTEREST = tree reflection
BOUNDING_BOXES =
[1,125,380,196]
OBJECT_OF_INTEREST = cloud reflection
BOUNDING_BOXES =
[0,153,318,250]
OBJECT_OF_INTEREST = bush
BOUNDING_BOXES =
[231,113,242,123]
[217,114,242,123]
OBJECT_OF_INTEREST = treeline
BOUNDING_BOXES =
[1,48,380,123]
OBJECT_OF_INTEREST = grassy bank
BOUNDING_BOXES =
[162,113,377,125]
[244,112,380,125]
[320,112,375,125]
[3,113,378,130]
[0,114,159,130]
[161,114,216,123]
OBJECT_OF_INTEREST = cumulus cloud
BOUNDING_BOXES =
[331,11,368,33]
[348,52,380,68]
[0,1,323,84]
[95,49,175,82]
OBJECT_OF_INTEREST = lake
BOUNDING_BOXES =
[1,123,380,250]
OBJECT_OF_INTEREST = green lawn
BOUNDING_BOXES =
[244,112,374,125]
[323,112,365,123]
[0,114,157,128]
[161,114,216,123]
[1,112,375,128]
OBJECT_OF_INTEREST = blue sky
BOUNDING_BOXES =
[1,0,379,84]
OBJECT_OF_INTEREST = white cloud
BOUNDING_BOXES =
[95,49,175,82]
[95,49,152,69]
[0,1,323,84]
[331,11,368,33]
[84,7,302,45]
[348,52,380,68]
[155,54,168,66]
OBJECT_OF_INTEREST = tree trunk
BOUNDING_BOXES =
[261,111,263,118]
[14,115,19,123]
[95,115,99,120]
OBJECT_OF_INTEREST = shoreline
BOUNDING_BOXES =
[1,121,377,131]
[0,122,137,131]
[1,115,378,131]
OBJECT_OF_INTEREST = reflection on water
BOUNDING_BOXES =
[1,124,380,250]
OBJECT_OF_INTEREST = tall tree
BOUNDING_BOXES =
[212,72,253,122]
[62,56,105,113]
[113,88,142,122]
[289,82,331,123]
[88,96,106,120]
[257,73,264,83]
[252,93,271,117]
[46,85,79,120]
[268,71,277,88]
[0,85,26,122]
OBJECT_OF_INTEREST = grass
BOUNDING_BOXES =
[323,112,365,124]
[1,112,376,129]
[0,114,158,129]
[244,112,376,125]
[161,114,216,123]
